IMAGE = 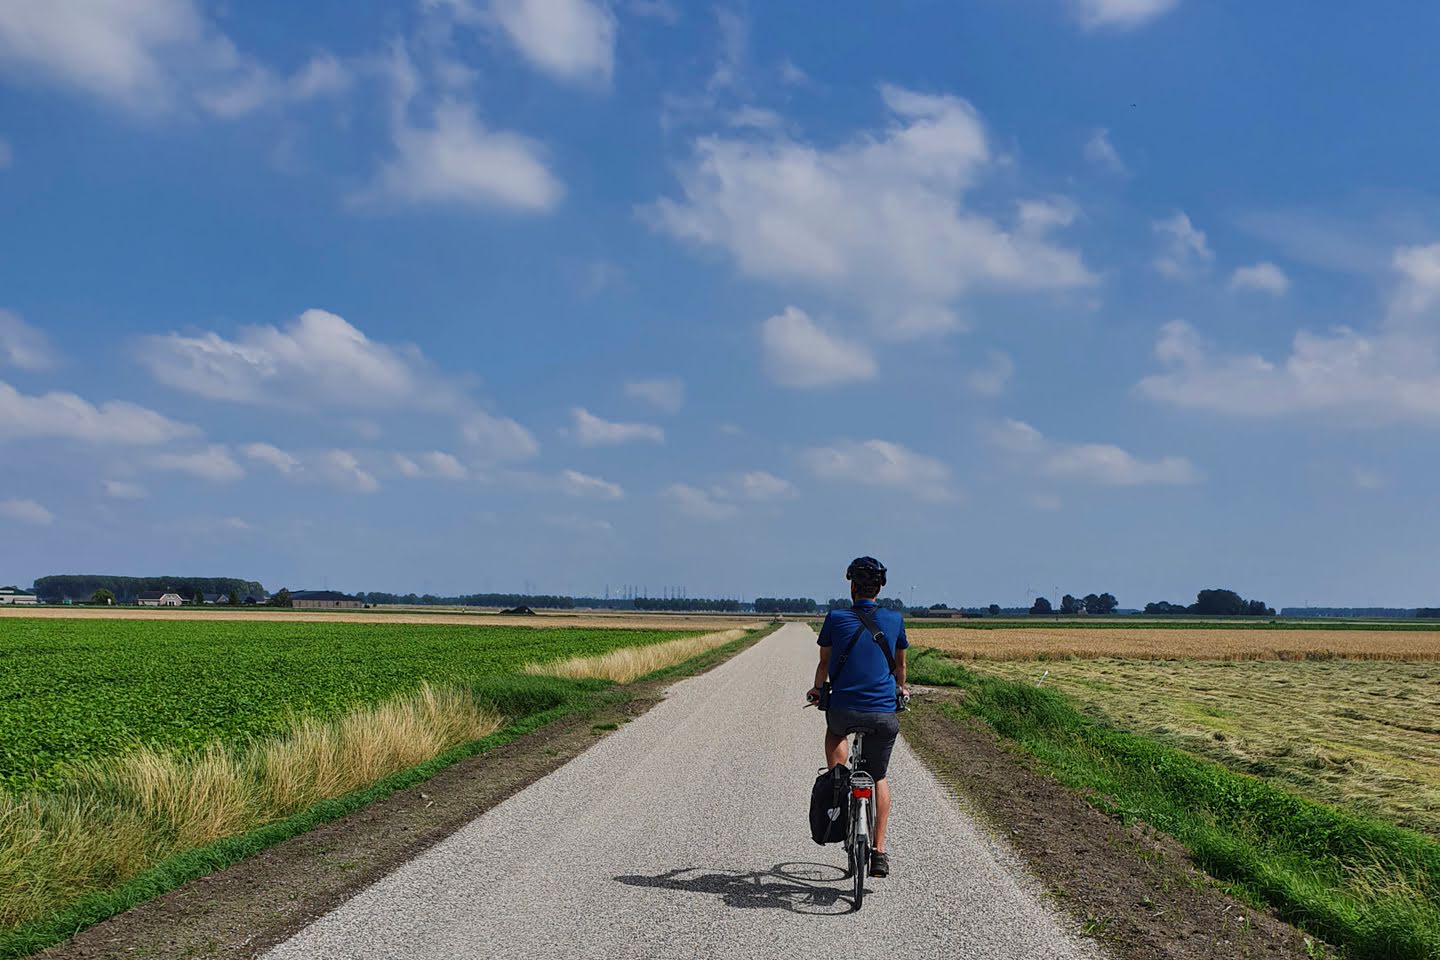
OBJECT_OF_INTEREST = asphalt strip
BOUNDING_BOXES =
[264,623,1105,960]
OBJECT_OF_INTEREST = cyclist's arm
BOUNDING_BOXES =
[895,647,908,695]
[812,646,831,693]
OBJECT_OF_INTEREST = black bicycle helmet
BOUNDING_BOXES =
[846,556,888,591]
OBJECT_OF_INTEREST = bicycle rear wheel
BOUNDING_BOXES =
[851,835,868,910]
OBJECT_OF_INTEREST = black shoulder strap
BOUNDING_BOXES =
[827,616,867,685]
[852,607,898,676]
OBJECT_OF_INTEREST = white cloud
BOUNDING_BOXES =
[803,439,954,502]
[243,442,301,474]
[0,310,56,370]
[965,349,1014,397]
[1230,262,1290,296]
[462,411,541,460]
[1392,243,1440,317]
[0,497,53,526]
[0,0,348,116]
[1071,0,1179,30]
[988,418,1198,486]
[1153,211,1213,279]
[396,451,468,481]
[140,308,463,410]
[150,445,244,482]
[627,0,678,23]
[646,85,1095,340]
[726,470,794,501]
[1017,197,1079,234]
[0,380,196,445]
[355,99,563,214]
[1083,128,1126,175]
[321,450,379,494]
[487,0,616,86]
[664,483,738,520]
[761,307,877,388]
[220,516,251,530]
[103,479,147,499]
[558,468,624,499]
[570,407,664,446]
[624,377,684,413]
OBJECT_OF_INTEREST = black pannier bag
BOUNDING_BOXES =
[809,763,851,844]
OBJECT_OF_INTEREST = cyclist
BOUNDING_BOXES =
[805,556,909,878]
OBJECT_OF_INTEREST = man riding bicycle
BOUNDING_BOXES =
[806,556,909,879]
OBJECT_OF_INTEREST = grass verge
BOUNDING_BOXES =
[910,650,1440,960]
[525,628,748,682]
[0,627,771,959]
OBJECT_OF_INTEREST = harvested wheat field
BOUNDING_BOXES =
[970,657,1440,836]
[917,627,1440,661]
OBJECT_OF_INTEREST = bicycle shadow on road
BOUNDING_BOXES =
[613,863,852,915]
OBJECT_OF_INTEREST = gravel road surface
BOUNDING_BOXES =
[266,623,1104,960]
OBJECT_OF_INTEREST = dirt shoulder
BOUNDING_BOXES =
[37,635,766,960]
[902,693,1325,960]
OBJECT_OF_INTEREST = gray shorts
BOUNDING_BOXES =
[825,709,900,780]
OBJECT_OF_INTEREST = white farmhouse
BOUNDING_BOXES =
[137,590,185,607]
[0,586,37,605]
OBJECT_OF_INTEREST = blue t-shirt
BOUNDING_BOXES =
[818,601,908,714]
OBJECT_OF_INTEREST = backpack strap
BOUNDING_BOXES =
[852,607,898,677]
[827,617,867,685]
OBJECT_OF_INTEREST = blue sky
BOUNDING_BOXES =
[3,0,1440,608]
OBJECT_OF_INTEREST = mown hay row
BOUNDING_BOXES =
[0,684,499,933]
[525,629,749,683]
[918,627,1440,661]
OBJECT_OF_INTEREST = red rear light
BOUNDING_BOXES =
[852,787,872,799]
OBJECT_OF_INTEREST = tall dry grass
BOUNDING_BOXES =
[525,628,748,683]
[0,683,499,933]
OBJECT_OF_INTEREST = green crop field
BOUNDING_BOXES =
[0,617,695,790]
[903,616,1440,630]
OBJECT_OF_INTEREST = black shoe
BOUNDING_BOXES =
[870,850,890,878]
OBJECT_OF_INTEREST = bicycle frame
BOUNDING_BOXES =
[844,730,877,908]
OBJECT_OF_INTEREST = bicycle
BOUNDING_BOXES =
[840,724,877,911]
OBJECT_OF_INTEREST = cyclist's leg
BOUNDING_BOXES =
[824,730,848,767]
[874,777,891,852]
[861,714,900,853]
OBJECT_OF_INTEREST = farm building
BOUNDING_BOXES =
[290,590,362,609]
[0,586,37,605]
[136,590,185,607]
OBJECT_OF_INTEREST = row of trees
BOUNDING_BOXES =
[1030,592,1119,615]
[354,592,577,609]
[634,597,744,612]
[826,597,906,611]
[35,575,265,604]
[1144,589,1275,617]
[755,598,819,614]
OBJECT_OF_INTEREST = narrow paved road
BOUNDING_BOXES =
[267,624,1103,960]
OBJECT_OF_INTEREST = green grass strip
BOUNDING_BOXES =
[910,650,1440,960]
[904,618,1440,631]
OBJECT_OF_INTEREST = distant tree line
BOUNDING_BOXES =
[1281,608,1418,619]
[1029,592,1119,615]
[34,575,265,604]
[1144,588,1275,617]
[355,592,577,609]
[756,597,819,614]
[633,597,744,612]
[826,597,906,611]
[1418,609,1440,619]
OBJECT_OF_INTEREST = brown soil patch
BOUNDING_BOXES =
[917,627,1440,660]
[0,607,762,631]
[902,694,1328,960]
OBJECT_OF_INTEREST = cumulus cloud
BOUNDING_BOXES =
[1229,262,1290,295]
[103,479,147,499]
[558,468,624,499]
[761,307,877,388]
[1392,243,1440,317]
[462,411,540,460]
[242,442,301,474]
[988,418,1198,486]
[243,442,382,492]
[0,0,348,116]
[321,450,379,493]
[0,310,55,370]
[487,0,616,86]
[570,407,664,446]
[0,380,196,445]
[964,349,1014,397]
[802,439,954,502]
[353,100,563,213]
[1153,211,1213,279]
[664,483,739,520]
[712,470,794,502]
[646,85,1095,340]
[139,308,464,411]
[1083,127,1127,175]
[1017,197,1079,234]
[150,445,244,482]
[1071,0,1179,29]
[395,451,468,480]
[0,497,53,526]
[624,377,684,413]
